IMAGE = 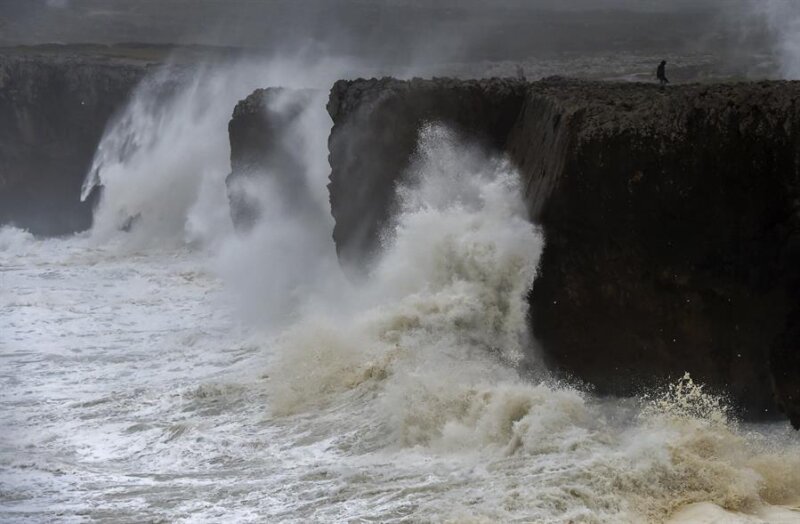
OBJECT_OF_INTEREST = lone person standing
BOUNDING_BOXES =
[656,60,669,87]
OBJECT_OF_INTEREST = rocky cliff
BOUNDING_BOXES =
[327,77,528,270]
[226,87,322,230]
[326,77,800,428]
[0,51,148,235]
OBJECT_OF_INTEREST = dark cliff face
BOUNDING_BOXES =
[328,77,528,271]
[226,87,323,230]
[0,53,147,235]
[510,81,800,425]
[326,77,800,428]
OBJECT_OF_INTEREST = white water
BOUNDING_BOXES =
[3,63,800,522]
[79,55,355,250]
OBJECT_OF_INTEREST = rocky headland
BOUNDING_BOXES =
[318,77,800,427]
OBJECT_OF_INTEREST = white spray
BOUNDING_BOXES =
[259,123,800,522]
[213,87,346,328]
[81,54,358,251]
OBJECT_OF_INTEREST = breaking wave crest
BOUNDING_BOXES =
[267,124,542,415]
[260,124,800,522]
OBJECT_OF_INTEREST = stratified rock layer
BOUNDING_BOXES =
[0,53,147,235]
[326,77,800,427]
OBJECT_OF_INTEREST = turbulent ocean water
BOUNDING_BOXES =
[3,58,800,523]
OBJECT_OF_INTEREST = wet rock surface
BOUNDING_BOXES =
[326,77,800,427]
[0,51,149,235]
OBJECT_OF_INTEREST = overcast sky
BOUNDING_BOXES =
[0,0,789,72]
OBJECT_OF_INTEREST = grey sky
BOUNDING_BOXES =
[0,0,787,71]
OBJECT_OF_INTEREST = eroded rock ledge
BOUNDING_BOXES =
[325,77,800,428]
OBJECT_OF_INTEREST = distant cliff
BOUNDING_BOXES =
[325,77,800,428]
[0,51,148,235]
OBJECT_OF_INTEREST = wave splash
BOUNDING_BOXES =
[80,55,355,251]
[260,124,800,522]
[81,63,240,248]
[71,57,800,521]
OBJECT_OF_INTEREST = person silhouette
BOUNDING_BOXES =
[656,60,669,87]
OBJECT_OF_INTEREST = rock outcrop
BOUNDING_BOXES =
[0,51,148,235]
[327,77,528,270]
[326,77,800,428]
[226,87,321,230]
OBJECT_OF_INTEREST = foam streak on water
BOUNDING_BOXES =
[2,122,800,523]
